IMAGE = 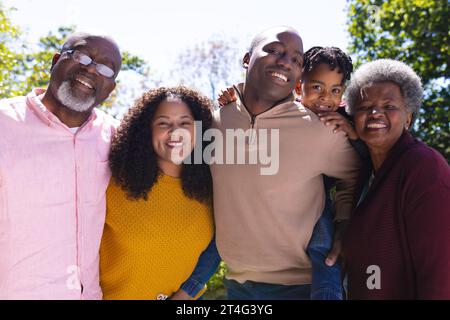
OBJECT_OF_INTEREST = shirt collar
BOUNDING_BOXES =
[233,83,296,118]
[26,88,97,129]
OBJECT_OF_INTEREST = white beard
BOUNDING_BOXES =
[56,81,95,112]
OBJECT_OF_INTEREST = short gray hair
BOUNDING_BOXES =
[346,59,423,123]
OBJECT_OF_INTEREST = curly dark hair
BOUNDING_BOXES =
[109,86,214,204]
[302,46,353,84]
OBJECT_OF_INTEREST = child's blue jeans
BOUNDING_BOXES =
[307,176,344,300]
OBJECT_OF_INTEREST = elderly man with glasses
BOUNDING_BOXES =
[0,33,122,299]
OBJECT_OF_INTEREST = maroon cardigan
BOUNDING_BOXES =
[344,131,450,299]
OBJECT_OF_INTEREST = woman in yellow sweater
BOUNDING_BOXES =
[100,86,220,300]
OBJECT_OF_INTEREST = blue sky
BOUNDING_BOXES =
[5,0,350,71]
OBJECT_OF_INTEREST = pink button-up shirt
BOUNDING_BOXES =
[0,89,118,299]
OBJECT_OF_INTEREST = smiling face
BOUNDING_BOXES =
[48,36,121,113]
[300,63,345,114]
[151,98,195,170]
[354,81,412,156]
[244,28,304,104]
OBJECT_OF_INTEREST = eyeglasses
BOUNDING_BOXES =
[65,50,115,78]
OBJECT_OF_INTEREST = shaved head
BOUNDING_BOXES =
[62,33,122,72]
[249,26,302,54]
[241,26,304,111]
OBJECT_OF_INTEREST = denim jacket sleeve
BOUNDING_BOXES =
[180,236,221,297]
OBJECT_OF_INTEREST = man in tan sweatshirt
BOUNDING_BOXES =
[210,26,361,299]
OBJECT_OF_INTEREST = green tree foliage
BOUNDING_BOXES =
[346,0,449,160]
[0,2,148,103]
[205,262,227,300]
[0,3,25,97]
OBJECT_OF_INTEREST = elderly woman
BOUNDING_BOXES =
[343,59,450,299]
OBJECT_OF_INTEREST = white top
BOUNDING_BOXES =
[69,127,79,134]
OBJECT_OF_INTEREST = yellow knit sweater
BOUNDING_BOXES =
[99,174,214,300]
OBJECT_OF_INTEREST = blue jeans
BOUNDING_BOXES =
[306,176,344,300]
[224,278,311,300]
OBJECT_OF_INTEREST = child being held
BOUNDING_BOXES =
[218,46,367,300]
